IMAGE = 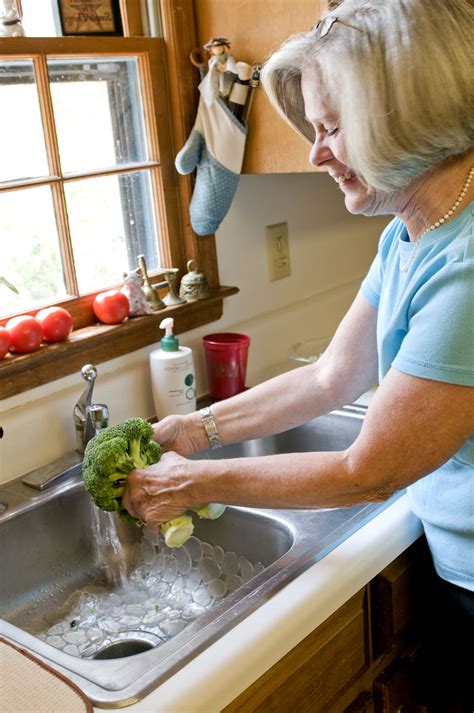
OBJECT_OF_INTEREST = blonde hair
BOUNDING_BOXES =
[261,0,474,191]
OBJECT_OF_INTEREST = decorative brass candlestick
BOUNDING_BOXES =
[162,268,186,306]
[137,255,166,311]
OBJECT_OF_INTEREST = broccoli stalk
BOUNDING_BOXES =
[82,417,226,548]
[194,503,226,520]
[160,515,195,548]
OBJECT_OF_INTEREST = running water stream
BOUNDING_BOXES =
[91,508,129,588]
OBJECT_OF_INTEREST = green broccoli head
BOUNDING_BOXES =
[83,417,161,519]
[82,417,227,548]
[116,417,155,468]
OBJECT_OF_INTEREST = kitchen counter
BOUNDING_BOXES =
[110,494,423,713]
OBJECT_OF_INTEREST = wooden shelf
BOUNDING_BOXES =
[0,286,238,399]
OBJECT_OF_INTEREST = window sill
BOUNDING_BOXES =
[0,286,239,400]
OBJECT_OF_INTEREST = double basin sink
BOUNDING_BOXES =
[0,405,398,707]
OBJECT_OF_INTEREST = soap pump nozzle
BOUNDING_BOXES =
[159,317,179,351]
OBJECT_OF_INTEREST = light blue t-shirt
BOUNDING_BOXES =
[361,201,474,590]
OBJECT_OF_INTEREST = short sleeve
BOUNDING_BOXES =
[361,252,382,308]
[393,262,474,386]
[361,218,401,309]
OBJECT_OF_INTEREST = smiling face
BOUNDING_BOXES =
[301,67,399,217]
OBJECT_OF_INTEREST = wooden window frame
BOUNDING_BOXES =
[0,36,184,327]
[0,1,237,400]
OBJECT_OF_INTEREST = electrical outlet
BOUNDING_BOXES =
[266,222,291,281]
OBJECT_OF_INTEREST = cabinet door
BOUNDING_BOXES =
[370,540,430,658]
[194,0,327,173]
[224,588,369,712]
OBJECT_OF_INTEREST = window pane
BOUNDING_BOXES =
[0,61,50,183]
[65,170,160,294]
[48,58,148,174]
[0,186,67,317]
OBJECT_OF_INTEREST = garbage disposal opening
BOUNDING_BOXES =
[93,638,154,659]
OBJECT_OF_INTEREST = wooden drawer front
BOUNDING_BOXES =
[224,588,369,713]
[371,540,428,657]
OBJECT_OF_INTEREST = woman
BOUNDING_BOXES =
[124,0,473,704]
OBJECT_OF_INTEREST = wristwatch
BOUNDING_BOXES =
[199,406,222,449]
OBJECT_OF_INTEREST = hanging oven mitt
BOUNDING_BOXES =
[175,73,247,236]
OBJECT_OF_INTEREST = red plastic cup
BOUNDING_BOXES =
[203,333,251,400]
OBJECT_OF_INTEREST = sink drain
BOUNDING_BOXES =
[93,631,160,660]
[94,639,153,659]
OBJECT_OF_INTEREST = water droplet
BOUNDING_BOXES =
[225,574,242,593]
[222,551,239,575]
[161,619,186,637]
[193,587,211,606]
[207,578,227,598]
[201,541,213,557]
[199,557,221,583]
[184,536,202,562]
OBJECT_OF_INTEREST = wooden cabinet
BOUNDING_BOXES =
[225,539,433,713]
[194,0,327,174]
[370,539,430,659]
[224,588,369,712]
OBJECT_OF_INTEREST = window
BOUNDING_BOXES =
[0,38,177,325]
[0,12,232,400]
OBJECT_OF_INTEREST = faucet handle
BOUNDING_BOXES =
[81,364,98,383]
[74,364,98,420]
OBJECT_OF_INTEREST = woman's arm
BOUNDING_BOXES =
[124,368,473,528]
[157,291,379,456]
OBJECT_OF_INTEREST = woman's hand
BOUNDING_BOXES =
[152,412,208,457]
[122,452,196,532]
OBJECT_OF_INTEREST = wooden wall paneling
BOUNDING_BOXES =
[119,0,145,37]
[194,0,326,174]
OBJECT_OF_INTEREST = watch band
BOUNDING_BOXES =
[199,406,222,449]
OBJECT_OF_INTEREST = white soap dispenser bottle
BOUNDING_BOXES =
[149,317,196,419]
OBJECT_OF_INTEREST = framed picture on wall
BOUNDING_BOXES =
[57,0,123,36]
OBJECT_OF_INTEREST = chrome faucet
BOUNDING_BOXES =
[22,366,110,491]
[73,365,109,454]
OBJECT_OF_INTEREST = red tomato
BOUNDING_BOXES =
[93,290,129,324]
[6,315,43,353]
[0,326,10,358]
[35,306,73,342]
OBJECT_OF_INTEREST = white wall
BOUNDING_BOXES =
[0,172,389,484]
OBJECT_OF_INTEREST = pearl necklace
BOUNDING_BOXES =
[400,165,474,273]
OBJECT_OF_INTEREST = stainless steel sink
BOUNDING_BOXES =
[0,405,400,708]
